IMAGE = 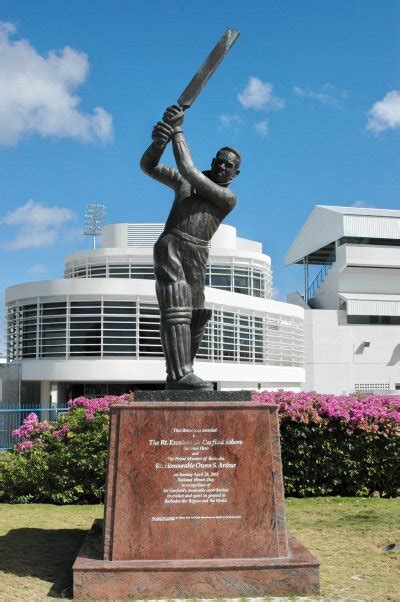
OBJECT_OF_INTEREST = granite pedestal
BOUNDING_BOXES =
[73,397,319,598]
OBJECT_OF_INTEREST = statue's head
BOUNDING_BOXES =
[210,147,241,184]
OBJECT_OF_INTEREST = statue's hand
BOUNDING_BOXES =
[152,121,174,149]
[163,104,184,128]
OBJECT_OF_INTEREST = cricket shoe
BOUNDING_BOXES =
[167,372,213,390]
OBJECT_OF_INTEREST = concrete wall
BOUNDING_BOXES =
[303,309,400,394]
[1,362,21,408]
[19,359,304,390]
[343,244,400,269]
[340,267,400,296]
[309,262,340,309]
[310,243,400,310]
[0,363,4,402]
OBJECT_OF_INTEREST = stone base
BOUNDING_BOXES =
[73,520,320,599]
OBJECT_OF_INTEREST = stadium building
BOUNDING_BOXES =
[286,205,400,394]
[4,223,305,408]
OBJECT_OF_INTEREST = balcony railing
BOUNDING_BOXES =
[307,250,335,300]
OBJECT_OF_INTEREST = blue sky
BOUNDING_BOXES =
[0,0,399,315]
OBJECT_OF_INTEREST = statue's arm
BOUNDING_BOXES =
[172,129,236,211]
[140,143,182,189]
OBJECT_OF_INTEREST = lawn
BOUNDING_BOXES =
[0,498,398,601]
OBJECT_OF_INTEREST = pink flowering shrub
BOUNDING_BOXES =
[68,393,132,420]
[10,394,131,453]
[17,440,34,452]
[253,390,400,435]
[0,393,133,503]
[253,391,399,497]
[52,425,70,440]
[0,390,398,502]
[12,412,52,451]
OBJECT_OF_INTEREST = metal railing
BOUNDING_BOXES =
[0,407,68,450]
[307,251,335,300]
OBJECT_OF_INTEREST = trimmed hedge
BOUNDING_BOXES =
[254,390,399,497]
[0,391,398,503]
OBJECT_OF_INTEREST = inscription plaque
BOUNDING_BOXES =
[103,402,288,561]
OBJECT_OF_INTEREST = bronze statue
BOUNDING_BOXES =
[140,31,241,390]
[140,107,240,389]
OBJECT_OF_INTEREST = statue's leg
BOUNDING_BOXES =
[154,233,212,389]
[156,280,193,382]
[157,282,212,389]
[191,308,212,362]
[181,241,212,364]
[154,234,190,382]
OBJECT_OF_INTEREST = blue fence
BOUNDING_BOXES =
[0,408,68,450]
[307,250,336,301]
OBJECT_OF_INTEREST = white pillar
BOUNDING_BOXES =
[40,381,51,409]
[50,383,59,408]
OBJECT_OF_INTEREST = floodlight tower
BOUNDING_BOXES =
[83,204,106,250]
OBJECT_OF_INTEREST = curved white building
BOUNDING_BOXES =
[5,224,304,407]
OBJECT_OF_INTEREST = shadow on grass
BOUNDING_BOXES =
[0,527,87,598]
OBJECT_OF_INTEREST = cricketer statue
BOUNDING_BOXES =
[140,31,240,390]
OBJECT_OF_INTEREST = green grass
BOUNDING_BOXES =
[0,498,399,601]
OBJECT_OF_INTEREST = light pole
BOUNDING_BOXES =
[83,204,106,250]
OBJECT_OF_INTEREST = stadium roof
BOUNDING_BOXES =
[285,205,400,265]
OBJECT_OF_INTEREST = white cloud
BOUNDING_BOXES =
[365,90,400,133]
[254,120,268,137]
[351,200,375,208]
[0,22,113,145]
[218,114,244,128]
[63,226,85,245]
[27,264,47,274]
[293,83,348,108]
[2,199,76,249]
[238,76,284,110]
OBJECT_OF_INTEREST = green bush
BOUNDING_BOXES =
[0,405,111,504]
[0,392,398,503]
[280,421,398,497]
[255,390,399,497]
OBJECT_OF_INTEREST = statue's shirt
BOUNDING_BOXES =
[140,131,237,243]
[164,175,230,241]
